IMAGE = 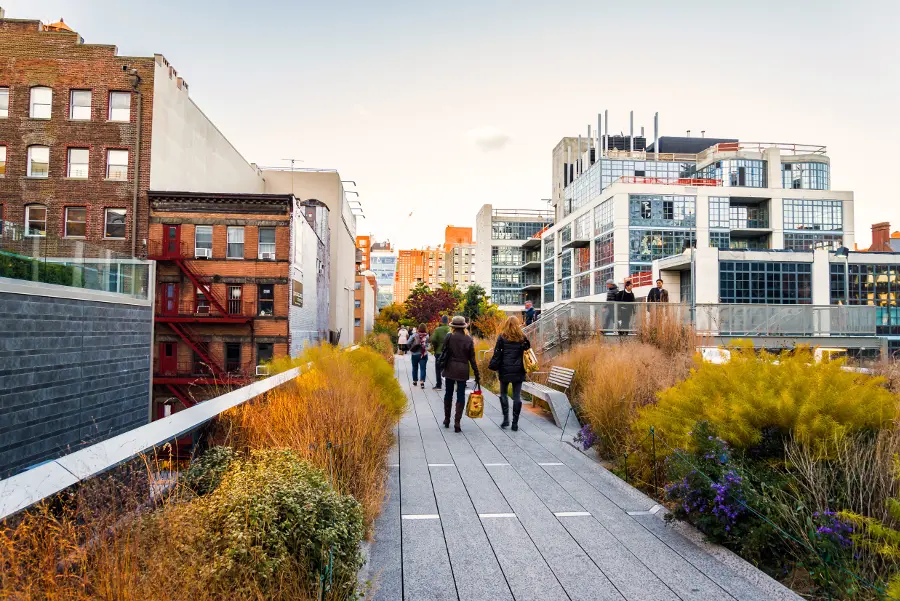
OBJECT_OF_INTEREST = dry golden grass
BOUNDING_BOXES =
[555,340,693,459]
[218,345,405,530]
[636,303,699,355]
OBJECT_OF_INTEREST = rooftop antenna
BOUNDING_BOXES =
[281,158,305,196]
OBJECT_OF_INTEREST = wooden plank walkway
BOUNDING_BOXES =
[363,355,801,601]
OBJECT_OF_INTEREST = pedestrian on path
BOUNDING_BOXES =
[647,278,669,303]
[437,315,480,433]
[409,323,429,389]
[397,326,409,355]
[430,315,450,390]
[489,316,531,431]
[524,300,536,326]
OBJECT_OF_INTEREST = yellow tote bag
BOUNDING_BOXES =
[466,388,484,419]
[523,348,539,373]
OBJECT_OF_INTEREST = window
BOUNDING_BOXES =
[25,205,47,237]
[709,197,730,229]
[258,284,275,316]
[67,148,89,178]
[354,299,361,309]
[106,149,128,180]
[64,207,87,238]
[491,220,547,240]
[227,285,242,315]
[0,145,6,176]
[0,87,8,118]
[354,281,361,290]
[69,90,91,120]
[195,225,212,254]
[108,91,131,121]
[195,288,210,313]
[227,226,244,258]
[30,87,51,118]
[782,162,829,191]
[354,318,361,327]
[225,343,242,373]
[27,145,49,177]
[258,227,276,258]
[104,208,126,239]
[783,199,843,232]
[629,194,696,227]
[257,343,274,365]
[719,261,812,304]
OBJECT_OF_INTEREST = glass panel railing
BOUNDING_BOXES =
[0,220,151,300]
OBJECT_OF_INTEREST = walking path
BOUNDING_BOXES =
[364,356,801,601]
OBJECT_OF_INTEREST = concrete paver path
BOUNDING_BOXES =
[364,355,801,601]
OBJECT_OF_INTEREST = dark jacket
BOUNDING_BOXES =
[439,330,480,382]
[606,285,620,301]
[616,289,636,302]
[647,287,669,303]
[491,335,531,383]
[524,306,536,325]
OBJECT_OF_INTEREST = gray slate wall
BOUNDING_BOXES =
[0,292,152,477]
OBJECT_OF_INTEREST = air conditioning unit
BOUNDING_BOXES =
[195,247,212,259]
[256,365,270,376]
[261,252,275,260]
[196,305,210,315]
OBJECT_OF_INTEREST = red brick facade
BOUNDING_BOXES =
[0,18,155,256]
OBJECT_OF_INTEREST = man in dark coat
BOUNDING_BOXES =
[437,315,480,432]
[604,278,619,332]
[647,278,669,303]
[616,280,636,335]
[524,300,536,326]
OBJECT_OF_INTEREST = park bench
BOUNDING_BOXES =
[522,366,579,434]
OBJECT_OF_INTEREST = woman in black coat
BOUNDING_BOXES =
[490,316,531,431]
[438,315,481,432]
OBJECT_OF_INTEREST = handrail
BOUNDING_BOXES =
[0,366,302,520]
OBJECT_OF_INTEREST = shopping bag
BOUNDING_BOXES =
[523,348,539,373]
[465,389,484,419]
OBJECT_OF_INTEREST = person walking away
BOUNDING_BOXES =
[490,316,531,431]
[647,278,669,303]
[524,300,536,326]
[616,280,636,335]
[397,326,409,355]
[437,316,480,433]
[408,324,429,388]
[604,279,619,332]
[430,316,450,390]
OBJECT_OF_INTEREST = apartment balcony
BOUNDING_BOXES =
[560,236,590,251]
[156,298,257,323]
[729,206,769,232]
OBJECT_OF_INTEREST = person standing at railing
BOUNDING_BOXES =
[616,280,636,335]
[408,324,429,389]
[524,300,536,326]
[604,279,619,332]
[647,278,669,303]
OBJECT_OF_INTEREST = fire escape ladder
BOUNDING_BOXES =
[166,384,195,409]
[174,259,229,316]
[168,322,225,376]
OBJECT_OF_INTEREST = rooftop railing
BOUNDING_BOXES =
[0,220,151,301]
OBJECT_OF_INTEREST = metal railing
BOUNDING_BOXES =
[617,176,721,187]
[156,298,257,319]
[523,301,878,357]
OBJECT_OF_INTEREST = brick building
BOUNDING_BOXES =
[0,13,264,260]
[354,270,376,342]
[356,234,371,270]
[147,191,329,417]
[443,226,476,291]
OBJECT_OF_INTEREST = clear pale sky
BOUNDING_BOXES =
[8,0,899,248]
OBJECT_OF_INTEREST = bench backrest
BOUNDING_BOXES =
[548,366,576,391]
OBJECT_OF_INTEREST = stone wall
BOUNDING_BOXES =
[0,289,152,477]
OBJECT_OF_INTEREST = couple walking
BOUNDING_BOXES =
[405,316,452,389]
[435,314,531,433]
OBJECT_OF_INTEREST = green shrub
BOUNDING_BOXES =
[182,446,235,496]
[361,332,394,364]
[636,344,898,457]
[0,252,75,286]
[194,449,365,596]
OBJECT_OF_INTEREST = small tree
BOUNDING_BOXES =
[374,302,407,344]
[462,284,506,337]
[462,283,488,326]
[405,283,459,328]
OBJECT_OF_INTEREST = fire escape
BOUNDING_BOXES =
[148,231,254,411]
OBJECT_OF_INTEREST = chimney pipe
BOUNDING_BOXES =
[653,112,659,160]
[701,130,706,138]
[587,124,592,165]
[872,222,892,251]
[629,111,634,152]
[597,113,602,161]
[577,134,582,175]
[686,130,691,137]
[604,110,609,158]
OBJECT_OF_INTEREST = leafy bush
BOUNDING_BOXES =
[182,446,235,496]
[636,344,898,457]
[0,252,75,286]
[362,332,394,364]
[189,449,365,596]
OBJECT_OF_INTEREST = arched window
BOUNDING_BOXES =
[27,145,49,178]
[30,86,52,119]
[25,204,47,237]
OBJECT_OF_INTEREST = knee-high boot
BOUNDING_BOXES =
[499,395,510,429]
[443,398,452,428]
[511,400,522,431]
[454,401,464,433]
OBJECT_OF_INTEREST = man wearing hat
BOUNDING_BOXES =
[437,315,481,432]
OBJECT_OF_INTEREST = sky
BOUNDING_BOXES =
[9,0,900,248]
